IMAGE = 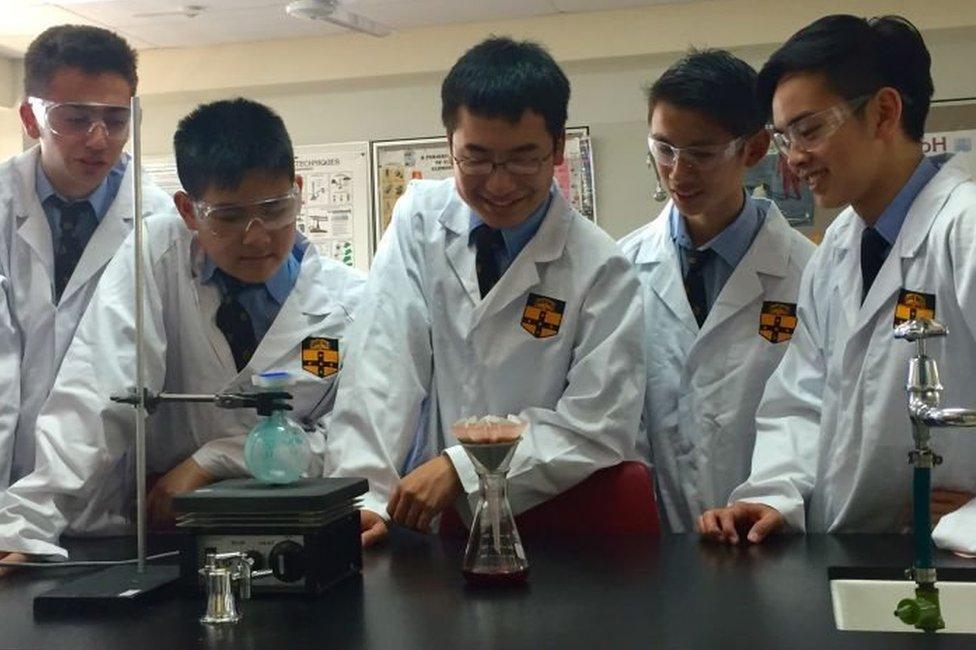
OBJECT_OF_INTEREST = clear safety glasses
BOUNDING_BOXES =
[451,149,555,176]
[647,135,745,170]
[190,185,302,239]
[766,95,871,157]
[27,97,131,141]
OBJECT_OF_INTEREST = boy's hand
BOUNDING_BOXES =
[697,502,785,545]
[387,455,462,532]
[147,458,215,529]
[0,552,28,578]
[360,510,389,547]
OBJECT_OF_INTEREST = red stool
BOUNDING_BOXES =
[440,461,659,538]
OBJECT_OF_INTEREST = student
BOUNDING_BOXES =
[0,25,173,489]
[324,37,645,546]
[699,15,976,553]
[618,50,814,533]
[0,98,365,567]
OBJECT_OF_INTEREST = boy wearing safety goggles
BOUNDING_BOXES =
[700,16,976,554]
[324,37,645,546]
[618,50,815,533]
[0,99,364,566]
[0,26,174,492]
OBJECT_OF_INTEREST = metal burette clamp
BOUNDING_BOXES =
[199,550,273,624]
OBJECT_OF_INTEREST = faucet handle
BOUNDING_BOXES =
[894,317,948,342]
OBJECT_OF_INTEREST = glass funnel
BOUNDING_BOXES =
[460,438,529,586]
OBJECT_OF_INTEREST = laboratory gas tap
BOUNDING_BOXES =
[892,316,976,632]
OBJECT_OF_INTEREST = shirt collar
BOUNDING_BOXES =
[468,189,554,256]
[669,192,761,268]
[201,241,305,306]
[871,156,940,246]
[34,155,126,222]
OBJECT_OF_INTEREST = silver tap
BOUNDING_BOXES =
[199,550,272,624]
[895,318,976,446]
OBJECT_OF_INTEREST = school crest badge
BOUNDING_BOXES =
[521,293,566,339]
[301,337,339,378]
[894,289,936,327]
[758,301,797,343]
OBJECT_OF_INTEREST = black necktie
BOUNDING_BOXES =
[684,248,714,328]
[860,227,888,303]
[215,277,258,372]
[472,224,505,298]
[47,196,96,302]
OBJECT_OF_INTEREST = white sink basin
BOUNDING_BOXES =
[831,579,976,633]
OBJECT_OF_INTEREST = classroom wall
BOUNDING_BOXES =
[0,107,21,159]
[5,0,976,238]
[0,56,23,159]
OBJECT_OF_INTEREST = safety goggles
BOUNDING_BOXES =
[647,135,745,170]
[189,184,302,239]
[27,97,131,141]
[766,95,871,157]
[451,149,555,176]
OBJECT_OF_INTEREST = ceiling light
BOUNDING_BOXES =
[286,0,392,38]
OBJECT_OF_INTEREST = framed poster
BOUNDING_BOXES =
[370,127,596,251]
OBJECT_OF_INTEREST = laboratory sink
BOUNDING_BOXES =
[829,567,976,633]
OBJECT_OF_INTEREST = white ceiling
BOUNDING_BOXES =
[0,0,698,55]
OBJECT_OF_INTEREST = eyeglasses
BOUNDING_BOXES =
[451,149,554,176]
[766,95,871,157]
[647,135,745,170]
[27,97,131,141]
[189,184,301,239]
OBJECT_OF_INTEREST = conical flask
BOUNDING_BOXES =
[461,438,529,586]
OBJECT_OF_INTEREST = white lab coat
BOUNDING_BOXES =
[619,200,814,532]
[0,211,365,557]
[0,146,174,488]
[729,155,976,553]
[323,178,645,519]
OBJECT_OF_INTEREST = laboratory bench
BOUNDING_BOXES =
[1,531,974,649]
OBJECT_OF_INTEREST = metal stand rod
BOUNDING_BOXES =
[131,96,147,574]
[154,393,220,404]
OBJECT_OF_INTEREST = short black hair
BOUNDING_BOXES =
[441,36,570,139]
[24,25,138,96]
[174,98,294,198]
[757,14,933,141]
[648,48,763,137]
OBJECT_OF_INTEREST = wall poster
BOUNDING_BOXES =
[922,129,976,177]
[744,145,815,226]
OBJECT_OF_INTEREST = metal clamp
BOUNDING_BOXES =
[111,388,293,416]
[199,550,272,624]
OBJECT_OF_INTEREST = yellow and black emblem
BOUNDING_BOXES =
[894,289,936,327]
[758,301,797,343]
[521,293,566,339]
[301,336,339,378]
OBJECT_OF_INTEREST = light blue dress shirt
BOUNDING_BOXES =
[201,241,306,343]
[468,189,554,276]
[35,155,126,252]
[669,193,769,310]
[869,156,940,253]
